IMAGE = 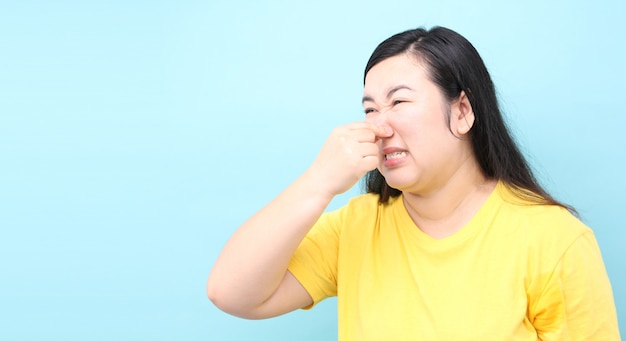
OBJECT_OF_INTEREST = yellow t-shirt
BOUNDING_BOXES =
[288,182,620,340]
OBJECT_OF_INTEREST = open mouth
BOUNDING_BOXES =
[384,151,407,160]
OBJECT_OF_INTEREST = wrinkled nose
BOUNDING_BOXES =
[365,113,393,139]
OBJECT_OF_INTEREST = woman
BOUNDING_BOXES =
[207,26,620,340]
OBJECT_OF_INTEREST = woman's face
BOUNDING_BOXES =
[363,53,471,195]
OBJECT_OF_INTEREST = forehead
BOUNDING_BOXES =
[364,53,430,93]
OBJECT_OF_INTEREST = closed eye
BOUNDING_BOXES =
[364,108,376,115]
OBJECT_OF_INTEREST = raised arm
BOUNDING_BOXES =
[206,122,390,319]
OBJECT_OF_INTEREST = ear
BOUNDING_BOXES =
[453,90,475,136]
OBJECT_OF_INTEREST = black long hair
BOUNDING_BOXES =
[363,26,574,213]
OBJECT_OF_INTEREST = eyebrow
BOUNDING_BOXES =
[362,85,415,104]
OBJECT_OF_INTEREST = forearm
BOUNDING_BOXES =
[207,122,388,317]
[206,169,333,314]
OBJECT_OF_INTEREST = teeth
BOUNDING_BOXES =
[385,151,407,160]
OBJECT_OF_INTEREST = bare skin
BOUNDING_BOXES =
[207,53,495,318]
[207,122,392,319]
[362,54,496,239]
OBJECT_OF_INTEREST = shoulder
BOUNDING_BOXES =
[312,193,382,231]
[329,193,383,217]
[337,193,402,217]
[497,184,590,238]
[518,205,591,253]
[494,185,593,264]
[320,193,403,235]
[322,193,383,226]
[344,192,385,207]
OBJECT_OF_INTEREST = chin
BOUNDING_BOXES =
[382,172,420,193]
[382,178,410,192]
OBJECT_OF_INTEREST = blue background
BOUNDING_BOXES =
[1,0,624,339]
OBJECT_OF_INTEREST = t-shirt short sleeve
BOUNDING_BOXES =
[287,208,343,308]
[530,230,621,340]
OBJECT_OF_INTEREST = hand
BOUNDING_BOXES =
[307,122,392,196]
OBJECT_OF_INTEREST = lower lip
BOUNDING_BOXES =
[383,154,407,168]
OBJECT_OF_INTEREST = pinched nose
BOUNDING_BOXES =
[364,112,393,138]
[378,125,393,138]
[372,118,393,137]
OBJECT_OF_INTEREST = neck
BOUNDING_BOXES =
[402,162,496,239]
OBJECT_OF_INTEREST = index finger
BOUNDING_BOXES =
[347,121,392,137]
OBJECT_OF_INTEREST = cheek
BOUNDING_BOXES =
[388,116,417,139]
